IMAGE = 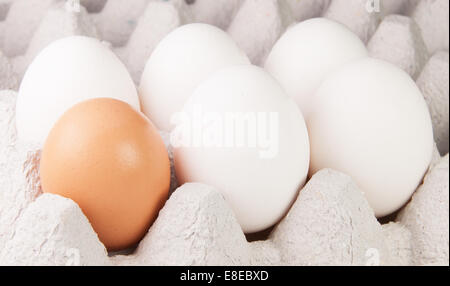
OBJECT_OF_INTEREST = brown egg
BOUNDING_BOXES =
[40,98,170,251]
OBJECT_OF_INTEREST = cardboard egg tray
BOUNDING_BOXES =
[0,0,448,266]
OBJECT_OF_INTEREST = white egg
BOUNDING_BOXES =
[139,23,250,131]
[16,36,139,146]
[172,65,310,233]
[309,58,434,217]
[265,18,368,119]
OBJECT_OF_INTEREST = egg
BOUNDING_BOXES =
[265,18,368,119]
[16,36,140,146]
[139,23,250,131]
[172,65,310,233]
[40,98,170,251]
[308,58,434,217]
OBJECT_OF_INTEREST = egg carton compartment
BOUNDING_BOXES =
[0,0,449,266]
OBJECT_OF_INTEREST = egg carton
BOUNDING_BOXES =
[0,0,448,266]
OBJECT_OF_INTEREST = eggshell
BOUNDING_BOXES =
[264,18,368,119]
[308,58,434,217]
[139,23,250,131]
[40,98,170,251]
[16,36,140,147]
[172,65,310,233]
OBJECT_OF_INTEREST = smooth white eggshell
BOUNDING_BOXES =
[16,36,140,146]
[264,18,368,119]
[308,58,434,217]
[172,65,310,233]
[139,23,250,131]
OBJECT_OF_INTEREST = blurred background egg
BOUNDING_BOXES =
[16,36,140,147]
[173,65,310,233]
[308,58,434,217]
[139,23,250,131]
[39,98,170,251]
[265,18,368,120]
